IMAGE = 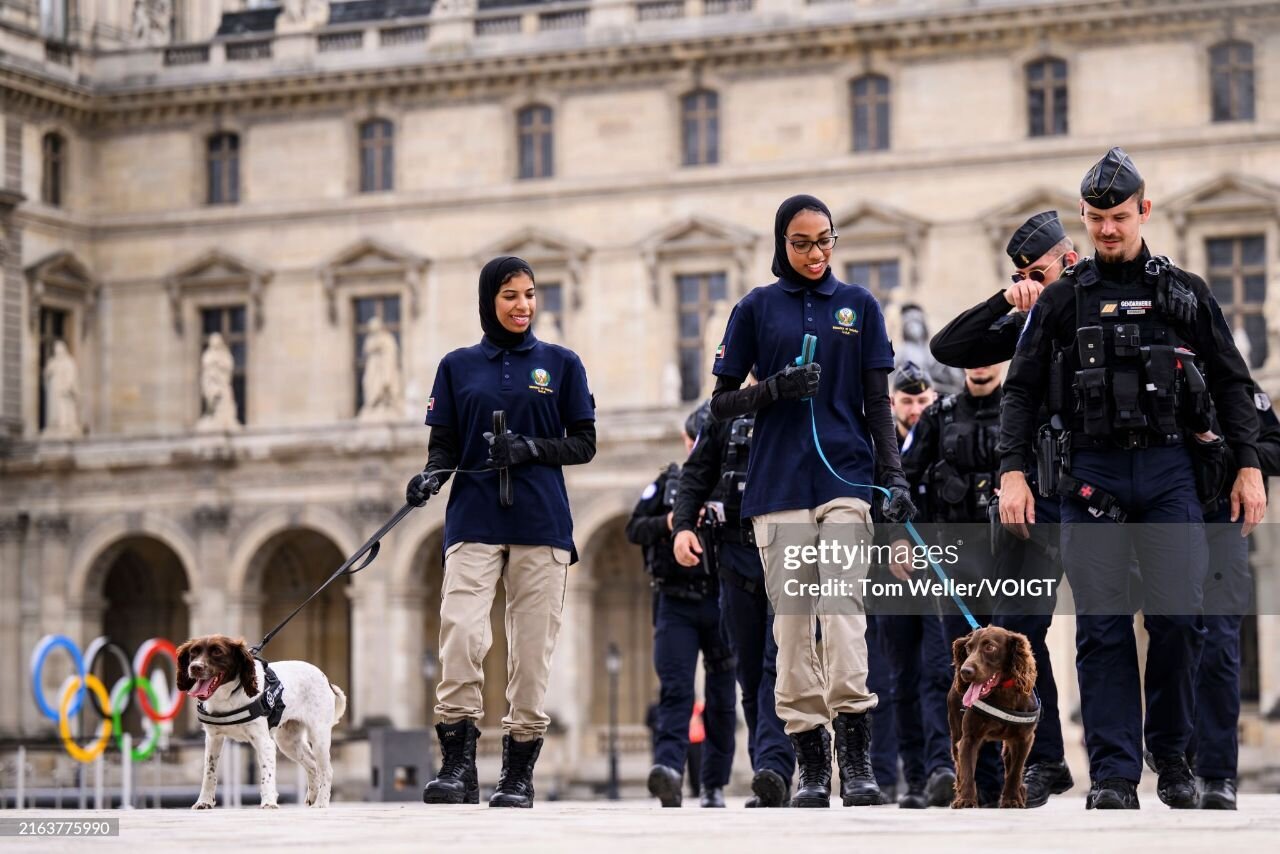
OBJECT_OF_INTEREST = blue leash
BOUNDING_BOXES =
[795,334,981,631]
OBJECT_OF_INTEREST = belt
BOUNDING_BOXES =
[1071,430,1183,450]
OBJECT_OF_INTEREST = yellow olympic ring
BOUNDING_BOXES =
[58,675,113,764]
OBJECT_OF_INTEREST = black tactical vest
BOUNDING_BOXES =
[1049,257,1209,445]
[928,392,1001,523]
[714,415,753,527]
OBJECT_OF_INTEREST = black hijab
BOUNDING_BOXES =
[771,194,835,289]
[479,255,535,350]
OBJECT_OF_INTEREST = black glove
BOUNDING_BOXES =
[484,431,539,468]
[766,362,821,402]
[406,471,444,507]
[1156,272,1198,326]
[881,485,918,524]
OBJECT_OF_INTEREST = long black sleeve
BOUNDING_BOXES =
[864,368,907,488]
[625,473,673,546]
[930,290,1026,369]
[425,425,461,487]
[530,420,596,466]
[673,419,726,535]
[710,374,774,420]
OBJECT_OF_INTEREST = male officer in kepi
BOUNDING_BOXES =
[998,147,1267,810]
[871,363,957,808]
[627,405,736,808]
[673,398,797,808]
[928,210,1079,807]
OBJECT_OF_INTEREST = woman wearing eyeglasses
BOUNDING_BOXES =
[709,194,916,808]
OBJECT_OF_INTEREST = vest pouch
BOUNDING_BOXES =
[1076,367,1111,436]
[1048,348,1069,413]
[1141,345,1179,434]
[1111,369,1148,431]
[1113,323,1141,359]
[946,422,981,471]
[970,472,996,515]
[931,461,969,507]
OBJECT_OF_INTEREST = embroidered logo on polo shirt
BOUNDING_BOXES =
[427,397,435,412]
[715,344,725,360]
[529,368,554,394]
[832,307,859,335]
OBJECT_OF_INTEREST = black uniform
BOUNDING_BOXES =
[999,208,1260,798]
[673,415,796,793]
[626,465,736,798]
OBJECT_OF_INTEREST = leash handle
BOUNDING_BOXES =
[795,338,981,631]
[494,410,513,508]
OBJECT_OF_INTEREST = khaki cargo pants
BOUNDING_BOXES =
[751,496,877,734]
[434,542,570,741]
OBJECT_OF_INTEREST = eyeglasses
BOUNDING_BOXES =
[788,235,839,254]
[1010,254,1064,284]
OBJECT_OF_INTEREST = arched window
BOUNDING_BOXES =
[1026,58,1068,137]
[41,132,65,207]
[850,75,890,152]
[358,118,394,193]
[680,90,720,167]
[207,133,240,205]
[1210,41,1255,123]
[517,105,554,180]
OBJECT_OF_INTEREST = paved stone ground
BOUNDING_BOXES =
[5,796,1279,853]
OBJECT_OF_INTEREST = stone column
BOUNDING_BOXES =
[347,575,392,726]
[387,584,428,728]
[0,514,29,737]
[548,566,596,772]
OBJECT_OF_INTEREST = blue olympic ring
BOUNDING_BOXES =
[30,635,88,722]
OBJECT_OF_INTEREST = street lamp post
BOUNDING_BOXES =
[606,642,622,800]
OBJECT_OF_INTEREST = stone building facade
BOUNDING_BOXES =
[2,0,1279,793]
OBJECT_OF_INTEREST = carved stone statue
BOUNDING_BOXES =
[196,332,241,432]
[42,340,82,439]
[357,317,405,422]
[279,0,330,31]
[130,0,173,47]
[895,303,964,395]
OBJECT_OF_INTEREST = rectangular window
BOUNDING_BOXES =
[681,90,720,167]
[1211,42,1255,123]
[359,119,394,193]
[207,133,240,205]
[846,259,901,302]
[1027,58,1068,137]
[537,281,563,335]
[201,305,249,424]
[851,75,890,153]
[353,295,402,412]
[518,106,554,180]
[675,272,728,402]
[1206,235,1267,368]
[41,133,64,207]
[37,307,68,431]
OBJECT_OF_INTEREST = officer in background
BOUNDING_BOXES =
[1181,383,1280,809]
[998,147,1266,810]
[627,407,736,808]
[673,398,797,808]
[873,363,957,808]
[928,210,1078,807]
[901,362,1009,806]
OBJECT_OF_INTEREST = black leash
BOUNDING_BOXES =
[494,410,513,507]
[251,502,415,657]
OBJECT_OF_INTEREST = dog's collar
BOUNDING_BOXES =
[967,688,1041,726]
[196,661,286,729]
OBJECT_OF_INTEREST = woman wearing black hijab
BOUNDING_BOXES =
[709,195,916,807]
[407,256,597,809]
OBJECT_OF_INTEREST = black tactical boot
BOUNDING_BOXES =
[1199,778,1237,810]
[700,786,726,808]
[750,768,789,808]
[1151,753,1198,809]
[423,720,480,804]
[898,780,928,809]
[925,767,956,807]
[647,764,683,808]
[832,712,881,806]
[789,727,832,808]
[1023,760,1074,808]
[488,734,543,808]
[1085,778,1140,810]
[877,784,897,805]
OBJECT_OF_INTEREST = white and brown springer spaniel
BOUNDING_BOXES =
[176,635,346,809]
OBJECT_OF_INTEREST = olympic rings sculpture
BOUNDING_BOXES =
[30,635,185,763]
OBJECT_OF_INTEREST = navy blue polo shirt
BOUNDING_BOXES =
[713,274,895,517]
[426,333,595,558]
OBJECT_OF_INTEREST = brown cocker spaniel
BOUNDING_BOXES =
[946,625,1038,808]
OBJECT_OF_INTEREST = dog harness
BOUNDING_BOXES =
[196,661,286,729]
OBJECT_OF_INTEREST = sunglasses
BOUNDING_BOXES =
[1010,254,1064,284]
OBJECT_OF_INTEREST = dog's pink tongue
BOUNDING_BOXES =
[962,674,998,708]
[189,676,220,701]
